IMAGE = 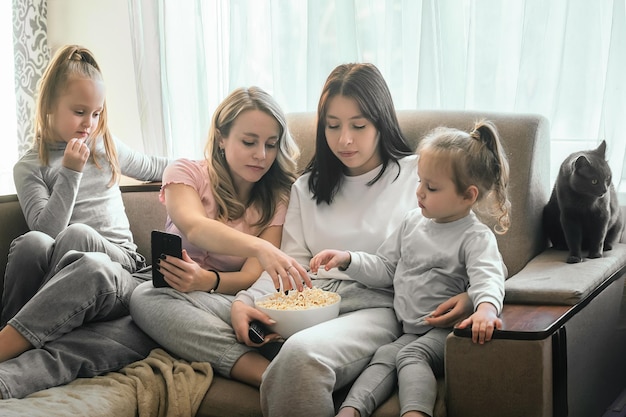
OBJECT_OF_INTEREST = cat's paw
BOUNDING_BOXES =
[588,251,603,259]
[566,255,583,263]
[603,243,613,251]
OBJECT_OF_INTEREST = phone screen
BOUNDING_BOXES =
[151,230,182,288]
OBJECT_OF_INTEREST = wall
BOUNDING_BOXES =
[47,0,144,153]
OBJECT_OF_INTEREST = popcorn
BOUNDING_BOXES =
[256,287,340,311]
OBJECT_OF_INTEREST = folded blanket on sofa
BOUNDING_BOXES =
[0,348,213,417]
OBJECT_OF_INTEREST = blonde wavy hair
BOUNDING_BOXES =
[418,120,511,234]
[34,44,119,186]
[204,86,300,228]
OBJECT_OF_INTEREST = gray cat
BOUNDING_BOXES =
[543,140,624,263]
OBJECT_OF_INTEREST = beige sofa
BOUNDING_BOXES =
[1,110,625,417]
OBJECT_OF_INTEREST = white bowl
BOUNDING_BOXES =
[254,289,341,338]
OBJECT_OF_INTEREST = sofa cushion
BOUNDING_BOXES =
[196,375,446,417]
[505,244,626,305]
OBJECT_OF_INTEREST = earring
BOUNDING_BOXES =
[219,148,225,158]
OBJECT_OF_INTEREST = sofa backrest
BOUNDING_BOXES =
[286,110,552,277]
[0,110,551,309]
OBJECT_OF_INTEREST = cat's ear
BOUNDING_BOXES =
[596,140,607,158]
[574,155,591,170]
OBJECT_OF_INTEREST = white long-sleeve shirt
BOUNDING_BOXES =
[348,209,507,334]
[236,155,420,305]
[13,136,168,252]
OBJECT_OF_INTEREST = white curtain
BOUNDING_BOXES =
[13,0,50,156]
[0,0,48,195]
[129,0,626,202]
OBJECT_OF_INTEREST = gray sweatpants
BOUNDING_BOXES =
[0,246,156,399]
[340,327,451,417]
[2,225,141,325]
[131,278,403,417]
[260,280,402,417]
[130,280,256,377]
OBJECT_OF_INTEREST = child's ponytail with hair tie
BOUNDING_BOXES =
[472,120,510,234]
[469,126,481,141]
[471,121,498,154]
[69,48,82,61]
[67,46,100,70]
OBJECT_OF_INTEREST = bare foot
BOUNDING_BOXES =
[0,325,33,362]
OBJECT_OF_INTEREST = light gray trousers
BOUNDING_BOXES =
[131,278,403,417]
[340,327,451,417]
[0,229,156,399]
[130,281,255,377]
[2,225,141,325]
[259,280,402,417]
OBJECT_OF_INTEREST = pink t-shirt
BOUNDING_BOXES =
[160,158,287,272]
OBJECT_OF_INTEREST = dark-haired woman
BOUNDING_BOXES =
[232,63,472,417]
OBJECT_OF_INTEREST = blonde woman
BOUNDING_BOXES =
[131,86,309,386]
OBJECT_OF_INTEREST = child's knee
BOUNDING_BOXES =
[56,223,101,252]
[58,223,97,242]
[10,230,54,254]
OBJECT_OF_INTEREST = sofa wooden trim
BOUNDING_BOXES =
[119,182,162,193]
[447,268,625,417]
[454,262,626,341]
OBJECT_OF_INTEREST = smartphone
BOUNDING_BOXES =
[151,230,182,288]
[249,320,269,344]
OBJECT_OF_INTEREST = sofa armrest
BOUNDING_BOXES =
[505,244,626,305]
[446,256,626,417]
[446,334,554,417]
[0,194,29,307]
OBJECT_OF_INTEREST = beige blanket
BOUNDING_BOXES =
[0,348,213,417]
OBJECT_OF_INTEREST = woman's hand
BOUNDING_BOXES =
[309,249,351,273]
[456,302,502,344]
[424,292,473,328]
[165,184,309,292]
[255,240,311,292]
[231,300,281,346]
[158,249,214,292]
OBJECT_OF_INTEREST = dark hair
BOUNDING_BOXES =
[305,63,413,204]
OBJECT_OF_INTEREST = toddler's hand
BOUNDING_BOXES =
[63,138,90,172]
[456,302,502,344]
[310,249,351,274]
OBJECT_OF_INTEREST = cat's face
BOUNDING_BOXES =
[570,154,611,197]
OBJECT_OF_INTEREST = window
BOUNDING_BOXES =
[131,0,626,205]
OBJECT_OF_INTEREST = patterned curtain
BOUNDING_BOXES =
[12,0,48,157]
